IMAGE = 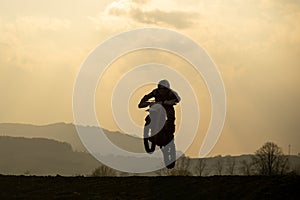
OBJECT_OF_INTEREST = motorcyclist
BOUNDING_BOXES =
[138,80,181,137]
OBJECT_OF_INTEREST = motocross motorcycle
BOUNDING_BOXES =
[142,101,176,169]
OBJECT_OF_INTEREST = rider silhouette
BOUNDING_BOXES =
[138,80,181,138]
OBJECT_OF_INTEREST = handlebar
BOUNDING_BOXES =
[138,100,177,109]
[138,101,156,108]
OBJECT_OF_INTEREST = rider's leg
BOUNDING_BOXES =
[145,115,151,126]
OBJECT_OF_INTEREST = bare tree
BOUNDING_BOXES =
[239,159,253,175]
[177,156,191,174]
[156,156,192,176]
[292,164,300,175]
[226,157,236,175]
[24,170,30,175]
[253,142,289,175]
[161,168,192,176]
[214,157,224,175]
[196,158,207,176]
[91,165,117,177]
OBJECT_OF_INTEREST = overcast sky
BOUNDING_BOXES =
[1,0,300,157]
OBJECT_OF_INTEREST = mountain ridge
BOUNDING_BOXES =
[1,135,299,176]
[0,122,144,153]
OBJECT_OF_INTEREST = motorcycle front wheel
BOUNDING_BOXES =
[143,125,156,154]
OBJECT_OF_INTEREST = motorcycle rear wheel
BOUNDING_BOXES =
[161,139,176,169]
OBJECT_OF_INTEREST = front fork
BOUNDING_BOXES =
[143,115,155,153]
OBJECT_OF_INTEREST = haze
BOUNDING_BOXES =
[0,0,300,157]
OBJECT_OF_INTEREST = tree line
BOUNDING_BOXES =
[91,142,300,176]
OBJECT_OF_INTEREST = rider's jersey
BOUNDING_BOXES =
[140,86,181,122]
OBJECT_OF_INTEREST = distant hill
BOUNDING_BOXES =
[1,135,299,176]
[0,136,101,176]
[1,123,299,176]
[0,123,144,153]
[0,136,163,176]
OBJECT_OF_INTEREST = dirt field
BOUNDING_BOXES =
[0,175,299,199]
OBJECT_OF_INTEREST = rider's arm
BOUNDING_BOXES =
[163,99,177,106]
[138,91,155,108]
[163,91,181,106]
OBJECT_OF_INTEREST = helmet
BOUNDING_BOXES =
[158,79,170,88]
